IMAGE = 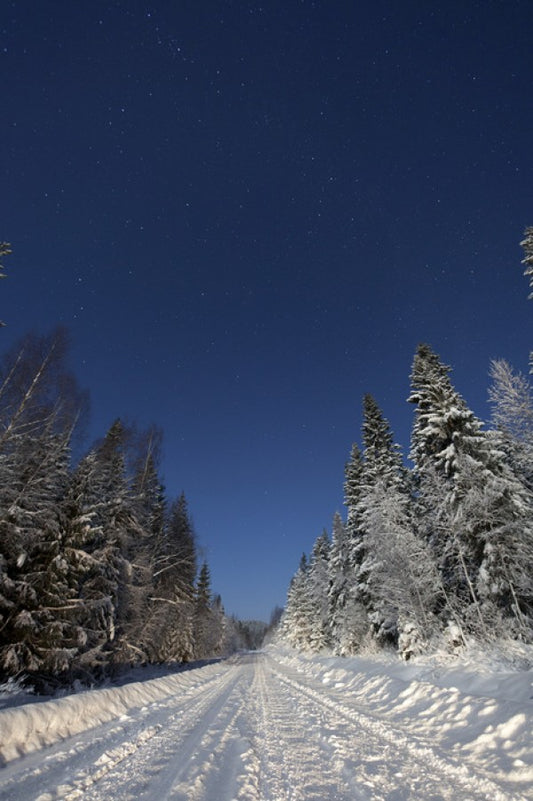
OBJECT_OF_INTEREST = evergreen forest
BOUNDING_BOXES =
[2,230,533,689]
[0,244,255,689]
[280,229,533,659]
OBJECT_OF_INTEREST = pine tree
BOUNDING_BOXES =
[306,530,330,651]
[327,512,349,646]
[127,445,165,662]
[210,594,226,656]
[65,420,144,669]
[409,344,533,641]
[343,442,366,584]
[281,554,314,650]
[97,420,152,665]
[408,344,487,612]
[153,494,197,662]
[408,345,482,479]
[333,444,369,654]
[62,434,130,672]
[193,562,213,659]
[344,444,364,535]
[61,451,117,674]
[356,395,412,647]
[0,429,83,679]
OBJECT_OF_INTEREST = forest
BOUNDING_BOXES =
[280,228,533,659]
[0,242,262,689]
[1,229,532,691]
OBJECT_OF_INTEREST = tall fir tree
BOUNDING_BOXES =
[61,450,118,673]
[335,444,369,654]
[409,344,533,640]
[356,395,412,647]
[153,494,197,662]
[193,562,213,659]
[0,429,82,679]
[306,530,331,651]
[281,554,314,650]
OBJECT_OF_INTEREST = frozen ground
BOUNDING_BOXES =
[0,644,531,800]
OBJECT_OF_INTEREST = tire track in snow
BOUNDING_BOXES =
[249,658,360,800]
[57,666,244,801]
[0,663,238,801]
[0,653,527,801]
[266,655,526,801]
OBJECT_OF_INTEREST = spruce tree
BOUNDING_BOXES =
[408,345,486,601]
[153,494,197,662]
[327,512,349,648]
[127,448,165,662]
[67,420,144,668]
[193,563,226,659]
[409,344,533,641]
[307,530,330,651]
[356,395,411,647]
[193,562,213,659]
[61,450,117,674]
[0,430,82,679]
[335,444,369,654]
[281,554,313,650]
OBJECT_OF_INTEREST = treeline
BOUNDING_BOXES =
[0,325,240,689]
[281,229,533,659]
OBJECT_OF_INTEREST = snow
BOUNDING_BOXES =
[0,661,225,764]
[0,646,532,799]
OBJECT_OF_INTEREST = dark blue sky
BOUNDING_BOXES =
[2,1,532,621]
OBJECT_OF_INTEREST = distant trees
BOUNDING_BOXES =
[279,229,533,658]
[281,554,313,650]
[193,563,226,659]
[151,494,197,663]
[0,329,232,689]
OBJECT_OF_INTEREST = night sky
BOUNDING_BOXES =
[2,1,532,622]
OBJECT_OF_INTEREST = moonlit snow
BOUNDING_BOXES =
[0,645,531,800]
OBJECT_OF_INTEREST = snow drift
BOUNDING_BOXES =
[0,661,228,764]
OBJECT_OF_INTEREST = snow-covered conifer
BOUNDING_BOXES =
[193,562,213,659]
[0,430,81,679]
[306,530,331,651]
[409,344,533,640]
[281,554,314,650]
[153,494,197,662]
[356,395,411,647]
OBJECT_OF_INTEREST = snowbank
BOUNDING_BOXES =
[1,644,532,794]
[0,661,227,764]
[269,644,533,787]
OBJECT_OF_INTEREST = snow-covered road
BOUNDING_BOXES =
[0,649,531,800]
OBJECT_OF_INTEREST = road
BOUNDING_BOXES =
[0,651,527,800]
